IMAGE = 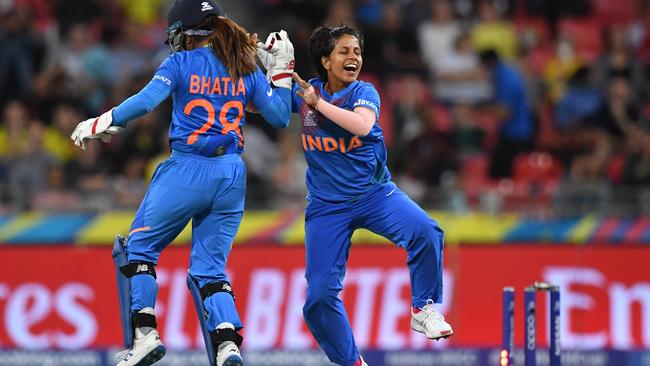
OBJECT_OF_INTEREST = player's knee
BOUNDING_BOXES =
[423,219,443,243]
[303,281,337,311]
[408,218,443,250]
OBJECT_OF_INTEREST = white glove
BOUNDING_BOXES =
[70,108,123,150]
[256,30,295,89]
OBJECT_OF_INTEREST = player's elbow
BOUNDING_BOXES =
[357,121,374,137]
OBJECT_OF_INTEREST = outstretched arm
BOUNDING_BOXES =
[111,79,173,127]
[70,78,173,149]
[293,73,375,136]
[71,56,177,150]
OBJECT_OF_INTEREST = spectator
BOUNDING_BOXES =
[363,3,423,77]
[543,36,583,103]
[434,32,492,103]
[594,25,645,99]
[390,75,431,176]
[0,5,43,108]
[554,66,602,131]
[48,22,115,112]
[7,120,57,211]
[0,100,31,158]
[471,0,518,60]
[479,49,535,179]
[110,20,157,85]
[418,0,461,77]
[586,77,645,139]
[43,102,81,163]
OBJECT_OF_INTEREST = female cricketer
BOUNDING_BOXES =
[70,0,294,365]
[289,25,453,366]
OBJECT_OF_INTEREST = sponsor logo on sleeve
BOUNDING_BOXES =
[153,75,172,86]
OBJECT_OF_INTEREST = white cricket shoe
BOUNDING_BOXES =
[216,323,243,366]
[410,300,453,340]
[115,328,165,366]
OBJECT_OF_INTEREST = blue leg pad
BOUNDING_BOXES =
[187,273,217,366]
[112,235,133,348]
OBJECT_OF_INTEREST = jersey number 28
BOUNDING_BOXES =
[184,99,244,146]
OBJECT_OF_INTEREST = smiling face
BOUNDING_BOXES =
[322,34,363,88]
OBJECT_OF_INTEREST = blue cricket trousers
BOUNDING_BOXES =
[126,151,246,330]
[303,182,444,365]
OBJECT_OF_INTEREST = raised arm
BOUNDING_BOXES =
[249,30,295,129]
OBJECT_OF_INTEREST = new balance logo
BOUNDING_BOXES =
[201,1,213,11]
[137,264,149,273]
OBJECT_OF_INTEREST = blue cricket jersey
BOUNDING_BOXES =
[113,46,289,157]
[292,78,391,202]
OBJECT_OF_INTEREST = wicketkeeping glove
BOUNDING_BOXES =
[256,30,295,89]
[70,108,123,150]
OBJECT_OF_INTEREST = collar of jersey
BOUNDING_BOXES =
[319,80,359,100]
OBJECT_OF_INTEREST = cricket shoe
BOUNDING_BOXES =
[216,323,243,366]
[115,328,165,366]
[216,341,243,366]
[410,300,453,340]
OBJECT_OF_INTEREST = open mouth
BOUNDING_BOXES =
[343,64,358,72]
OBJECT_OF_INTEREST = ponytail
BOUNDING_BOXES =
[194,16,257,80]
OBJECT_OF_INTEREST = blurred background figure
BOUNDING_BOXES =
[479,49,534,179]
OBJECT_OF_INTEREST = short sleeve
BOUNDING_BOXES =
[352,83,381,120]
[152,54,179,92]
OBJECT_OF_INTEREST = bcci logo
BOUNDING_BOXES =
[201,1,213,11]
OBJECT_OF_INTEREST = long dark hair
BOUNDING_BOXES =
[193,15,257,79]
[308,25,364,82]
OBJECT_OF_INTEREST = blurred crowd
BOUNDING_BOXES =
[1,0,649,217]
